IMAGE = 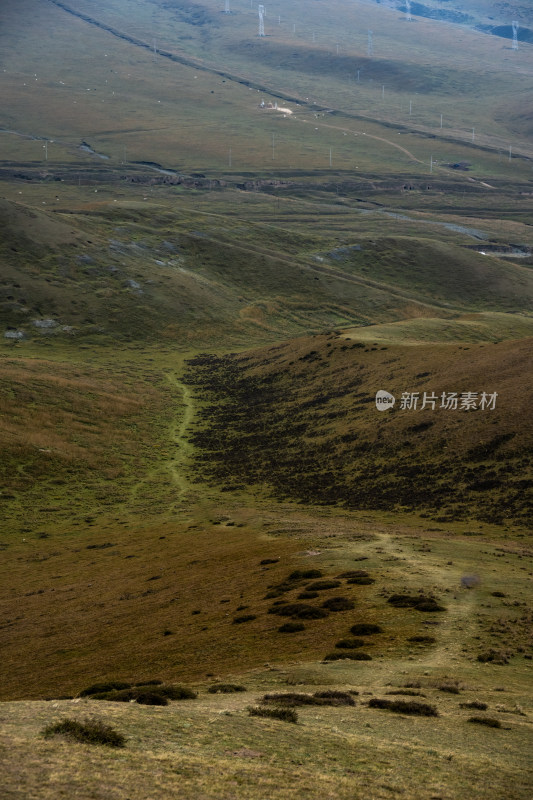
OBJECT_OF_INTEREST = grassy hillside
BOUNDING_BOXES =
[183,333,533,527]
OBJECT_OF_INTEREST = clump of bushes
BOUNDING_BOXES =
[79,681,131,697]
[313,690,356,706]
[42,717,126,747]
[438,683,460,694]
[268,603,329,619]
[322,596,354,612]
[347,577,375,585]
[477,649,510,664]
[307,580,341,591]
[261,691,355,707]
[288,569,322,580]
[387,594,445,612]
[335,638,365,649]
[324,652,372,661]
[337,571,369,579]
[460,701,488,710]
[248,706,298,723]
[232,614,256,624]
[368,698,438,716]
[278,622,305,633]
[208,684,246,694]
[408,635,436,644]
[350,623,382,636]
[84,683,197,704]
[468,716,502,728]
[261,693,324,707]
[386,690,426,697]
[298,591,319,599]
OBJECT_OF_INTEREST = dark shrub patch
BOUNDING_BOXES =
[260,558,279,565]
[491,591,506,598]
[387,594,445,612]
[369,699,438,716]
[134,679,163,687]
[408,635,436,644]
[337,571,369,579]
[347,577,375,585]
[288,569,322,580]
[261,693,323,707]
[324,651,372,661]
[322,596,355,612]
[208,684,246,694]
[278,622,305,633]
[135,692,168,706]
[468,716,502,728]
[460,701,488,710]
[232,614,257,624]
[90,684,196,703]
[79,681,131,697]
[439,683,460,694]
[335,638,365,649]
[350,623,382,635]
[308,580,341,591]
[42,717,126,747]
[268,603,329,619]
[248,706,298,723]
[386,690,426,697]
[313,690,355,706]
[477,649,510,664]
[298,591,319,599]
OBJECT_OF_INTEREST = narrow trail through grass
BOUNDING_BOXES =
[165,372,195,498]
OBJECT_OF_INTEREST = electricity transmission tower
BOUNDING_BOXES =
[405,1,412,22]
[258,5,265,37]
[512,21,519,50]
[224,0,230,13]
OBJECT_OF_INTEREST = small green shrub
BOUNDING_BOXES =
[307,580,341,591]
[278,622,305,633]
[468,716,502,728]
[335,638,365,649]
[408,635,436,644]
[369,699,438,716]
[79,681,131,697]
[386,690,426,697]
[248,706,298,723]
[298,591,319,599]
[460,701,488,710]
[322,596,355,612]
[491,591,506,598]
[260,558,279,565]
[346,577,375,585]
[350,623,382,635]
[42,717,126,747]
[268,603,329,619]
[232,614,257,624]
[324,651,372,661]
[208,684,246,694]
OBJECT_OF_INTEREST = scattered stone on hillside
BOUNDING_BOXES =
[32,319,58,328]
[4,329,26,339]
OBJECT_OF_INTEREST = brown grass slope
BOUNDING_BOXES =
[183,333,533,527]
